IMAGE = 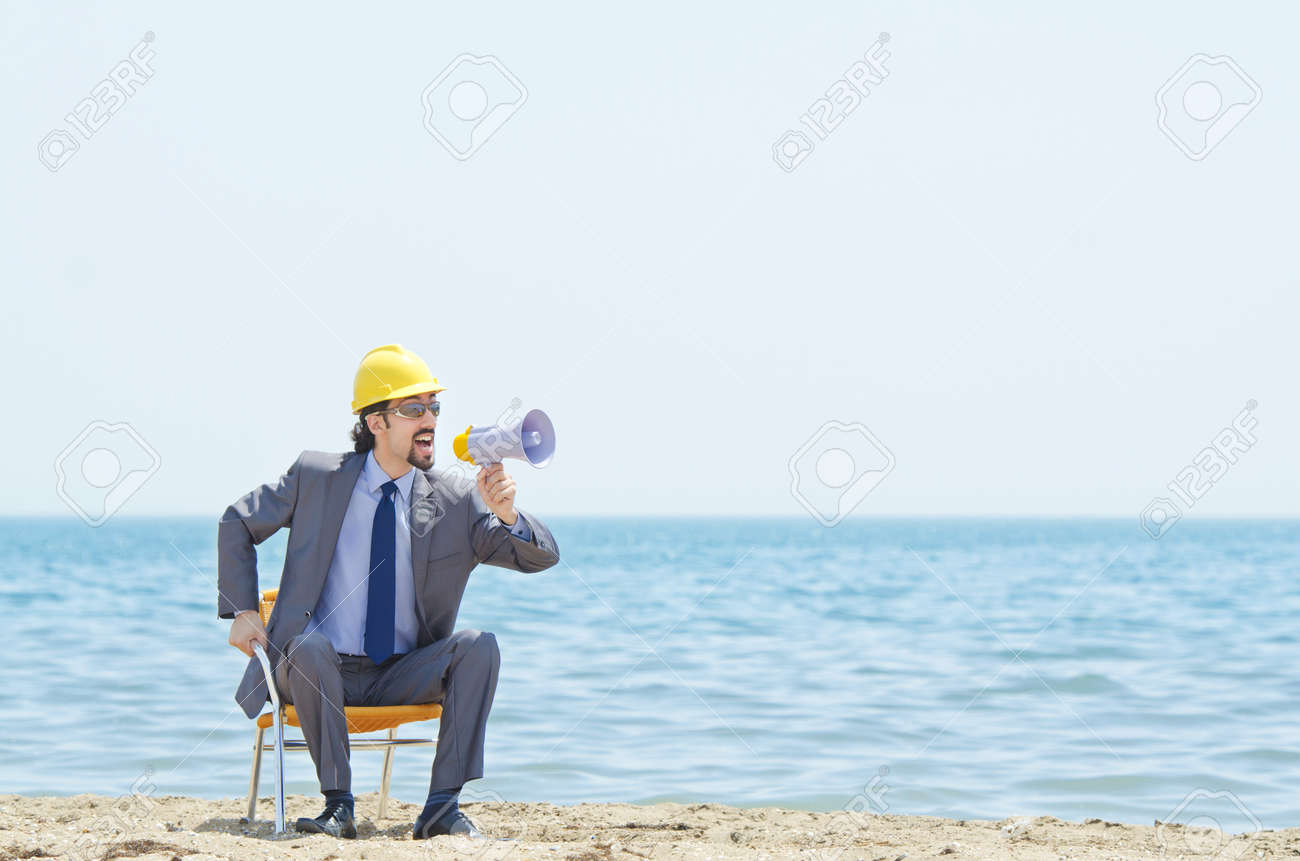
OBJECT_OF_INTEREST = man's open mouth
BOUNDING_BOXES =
[413,431,433,455]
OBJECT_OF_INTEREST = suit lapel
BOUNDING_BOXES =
[316,452,365,590]
[409,468,446,583]
[410,468,446,638]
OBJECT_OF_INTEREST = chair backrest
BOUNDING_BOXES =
[259,588,278,627]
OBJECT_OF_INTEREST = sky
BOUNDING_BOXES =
[3,2,1296,520]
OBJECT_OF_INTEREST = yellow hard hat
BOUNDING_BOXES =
[351,344,448,414]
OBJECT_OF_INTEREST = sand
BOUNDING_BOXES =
[0,792,1292,860]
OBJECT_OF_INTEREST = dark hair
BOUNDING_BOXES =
[350,401,391,453]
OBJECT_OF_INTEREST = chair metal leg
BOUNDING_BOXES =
[378,727,397,820]
[247,724,265,822]
[253,643,287,834]
[272,706,286,833]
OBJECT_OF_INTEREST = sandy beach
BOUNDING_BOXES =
[1,792,1290,861]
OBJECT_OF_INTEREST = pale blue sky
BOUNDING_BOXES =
[4,2,1296,518]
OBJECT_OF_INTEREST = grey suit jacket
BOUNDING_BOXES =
[217,450,560,718]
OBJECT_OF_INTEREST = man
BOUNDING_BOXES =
[218,344,559,840]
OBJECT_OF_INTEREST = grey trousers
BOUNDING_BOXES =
[272,628,500,794]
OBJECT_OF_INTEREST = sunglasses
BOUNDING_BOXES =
[376,401,441,420]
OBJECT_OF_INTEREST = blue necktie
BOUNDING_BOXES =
[365,480,398,664]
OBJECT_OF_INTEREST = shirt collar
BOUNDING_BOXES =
[363,450,416,503]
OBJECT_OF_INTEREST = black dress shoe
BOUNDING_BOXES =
[294,803,357,839]
[413,807,485,839]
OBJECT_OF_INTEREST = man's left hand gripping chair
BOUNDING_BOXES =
[245,588,443,833]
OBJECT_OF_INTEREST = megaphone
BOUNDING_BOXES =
[452,408,556,467]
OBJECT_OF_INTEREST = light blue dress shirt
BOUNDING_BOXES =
[303,451,532,656]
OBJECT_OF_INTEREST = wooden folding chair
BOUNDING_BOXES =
[245,588,442,832]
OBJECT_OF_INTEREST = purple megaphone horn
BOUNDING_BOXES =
[452,408,555,467]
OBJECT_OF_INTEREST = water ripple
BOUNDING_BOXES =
[1,516,1296,828]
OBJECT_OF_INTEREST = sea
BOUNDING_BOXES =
[2,516,1296,833]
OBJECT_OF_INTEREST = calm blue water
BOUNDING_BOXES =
[2,516,1296,831]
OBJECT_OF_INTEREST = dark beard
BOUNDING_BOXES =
[406,441,434,470]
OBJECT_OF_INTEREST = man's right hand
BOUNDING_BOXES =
[229,610,269,657]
